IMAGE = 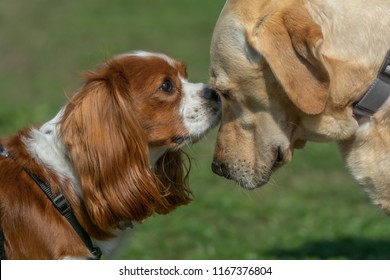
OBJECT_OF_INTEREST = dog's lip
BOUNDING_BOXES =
[171,135,190,145]
[271,147,283,170]
[293,139,307,149]
[271,146,291,171]
[211,161,232,179]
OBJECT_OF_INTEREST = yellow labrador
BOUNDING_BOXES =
[210,0,390,215]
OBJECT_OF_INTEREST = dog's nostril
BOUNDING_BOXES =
[204,88,220,103]
[211,161,230,178]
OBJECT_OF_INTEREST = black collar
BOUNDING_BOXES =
[353,49,390,118]
[0,144,101,260]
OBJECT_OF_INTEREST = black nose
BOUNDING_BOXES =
[204,88,220,103]
[211,161,230,178]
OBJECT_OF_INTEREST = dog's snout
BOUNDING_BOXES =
[204,88,220,103]
[211,160,230,179]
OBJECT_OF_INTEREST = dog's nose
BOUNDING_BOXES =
[211,160,230,178]
[204,88,220,103]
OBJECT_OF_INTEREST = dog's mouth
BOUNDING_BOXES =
[171,135,189,145]
[211,161,232,180]
[172,114,221,148]
[170,133,207,148]
[269,138,305,171]
[212,145,293,189]
[272,146,285,170]
[293,139,307,149]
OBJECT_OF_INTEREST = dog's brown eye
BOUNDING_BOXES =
[159,80,174,94]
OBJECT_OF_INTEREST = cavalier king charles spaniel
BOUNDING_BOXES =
[0,51,221,259]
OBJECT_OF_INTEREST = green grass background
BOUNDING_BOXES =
[1,0,390,260]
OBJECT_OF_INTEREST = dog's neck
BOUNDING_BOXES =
[23,109,83,196]
[306,0,390,115]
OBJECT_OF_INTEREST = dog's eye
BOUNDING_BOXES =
[159,80,175,94]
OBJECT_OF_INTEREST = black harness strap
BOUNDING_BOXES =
[0,144,9,260]
[0,144,101,260]
[26,171,102,259]
[0,230,5,260]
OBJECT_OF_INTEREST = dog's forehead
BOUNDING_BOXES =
[210,15,262,84]
[210,20,241,86]
[116,51,187,78]
[129,51,176,66]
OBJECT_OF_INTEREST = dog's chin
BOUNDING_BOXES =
[234,168,275,190]
[214,164,272,190]
[236,176,270,190]
[179,118,220,147]
[228,147,291,190]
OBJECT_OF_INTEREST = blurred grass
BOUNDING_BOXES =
[1,1,390,260]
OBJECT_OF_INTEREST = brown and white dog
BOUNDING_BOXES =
[210,0,390,215]
[0,51,221,259]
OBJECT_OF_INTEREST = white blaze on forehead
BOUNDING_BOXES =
[119,51,176,67]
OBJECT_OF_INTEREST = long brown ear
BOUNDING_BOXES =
[249,6,329,115]
[154,150,192,214]
[60,64,167,230]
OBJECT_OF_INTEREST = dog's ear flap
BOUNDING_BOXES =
[60,64,166,230]
[249,6,329,115]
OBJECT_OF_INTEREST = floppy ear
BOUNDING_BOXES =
[249,6,330,115]
[60,63,169,230]
[153,150,192,214]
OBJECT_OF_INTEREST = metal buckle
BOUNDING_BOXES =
[384,65,390,76]
[0,145,9,158]
[91,247,102,260]
[53,194,71,215]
